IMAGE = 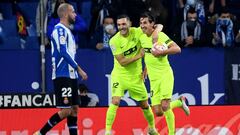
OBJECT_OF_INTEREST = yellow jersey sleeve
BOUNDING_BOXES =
[158,32,173,46]
[109,34,122,55]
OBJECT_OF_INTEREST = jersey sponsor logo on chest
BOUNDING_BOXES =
[124,46,137,56]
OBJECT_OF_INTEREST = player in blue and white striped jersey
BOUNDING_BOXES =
[51,18,79,80]
[34,3,88,135]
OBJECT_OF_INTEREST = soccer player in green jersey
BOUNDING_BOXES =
[139,12,190,135]
[105,14,160,135]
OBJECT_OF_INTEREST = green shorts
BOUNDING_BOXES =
[111,74,148,101]
[150,68,174,106]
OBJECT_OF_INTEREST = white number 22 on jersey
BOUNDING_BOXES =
[62,87,72,97]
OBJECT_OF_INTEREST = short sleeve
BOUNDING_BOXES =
[158,32,173,46]
[109,36,122,55]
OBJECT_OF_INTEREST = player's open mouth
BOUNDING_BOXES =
[120,29,126,33]
[141,27,147,32]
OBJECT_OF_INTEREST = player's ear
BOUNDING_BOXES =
[128,21,132,27]
[151,22,155,28]
[63,12,68,18]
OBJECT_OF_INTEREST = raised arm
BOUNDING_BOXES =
[152,24,163,43]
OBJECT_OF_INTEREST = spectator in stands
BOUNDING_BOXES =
[205,13,218,46]
[204,0,227,32]
[36,0,57,46]
[180,0,205,26]
[12,1,31,49]
[89,16,116,50]
[121,0,147,27]
[47,0,88,47]
[212,8,235,47]
[181,7,203,47]
[79,83,99,107]
[207,0,226,15]
[89,0,122,34]
[145,0,168,30]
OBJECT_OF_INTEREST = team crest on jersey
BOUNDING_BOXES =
[63,97,69,104]
[60,36,66,44]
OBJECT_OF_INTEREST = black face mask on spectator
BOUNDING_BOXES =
[187,20,197,31]
[187,20,197,35]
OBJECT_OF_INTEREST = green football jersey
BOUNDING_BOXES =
[110,27,143,76]
[140,32,173,80]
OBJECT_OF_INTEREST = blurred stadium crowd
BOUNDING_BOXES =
[0,0,239,50]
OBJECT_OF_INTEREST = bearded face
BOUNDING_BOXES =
[68,15,75,24]
[117,18,131,36]
[67,5,76,25]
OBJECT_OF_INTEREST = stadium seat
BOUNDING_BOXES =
[0,2,15,19]
[17,2,38,25]
[0,20,18,37]
[24,36,40,50]
[0,37,21,49]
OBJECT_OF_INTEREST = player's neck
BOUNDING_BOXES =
[147,29,154,37]
[121,32,129,37]
[60,20,70,29]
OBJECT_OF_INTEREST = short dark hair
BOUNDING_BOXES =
[219,7,230,16]
[79,83,88,93]
[117,14,130,21]
[188,7,196,14]
[104,15,114,20]
[103,15,114,22]
[140,12,155,23]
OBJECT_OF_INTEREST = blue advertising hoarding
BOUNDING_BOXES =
[170,48,225,105]
[0,48,225,106]
[0,50,41,94]
[225,47,240,104]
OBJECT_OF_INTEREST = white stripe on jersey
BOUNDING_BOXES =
[52,57,56,79]
[57,57,64,68]
[51,23,78,79]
